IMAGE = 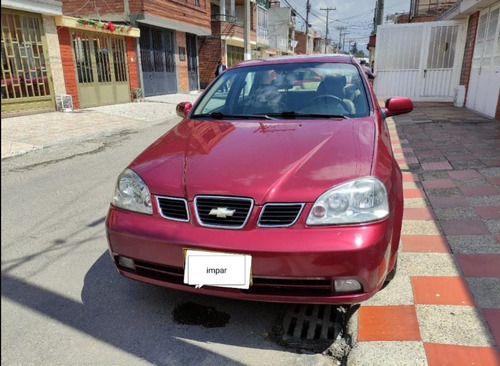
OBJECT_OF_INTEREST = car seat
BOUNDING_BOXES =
[315,74,355,115]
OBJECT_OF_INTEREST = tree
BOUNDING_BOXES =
[351,41,358,54]
[354,50,366,58]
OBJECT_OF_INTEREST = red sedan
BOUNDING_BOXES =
[106,54,413,304]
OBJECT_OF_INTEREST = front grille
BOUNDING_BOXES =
[249,277,333,296]
[156,196,189,221]
[258,203,304,227]
[118,258,185,285]
[195,196,253,229]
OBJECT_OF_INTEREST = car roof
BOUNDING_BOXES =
[230,54,355,69]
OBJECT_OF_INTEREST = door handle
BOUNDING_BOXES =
[423,69,427,78]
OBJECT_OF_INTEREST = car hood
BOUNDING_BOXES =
[130,118,376,203]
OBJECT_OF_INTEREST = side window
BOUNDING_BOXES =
[343,71,370,116]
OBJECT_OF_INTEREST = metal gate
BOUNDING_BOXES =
[139,25,177,96]
[186,33,199,91]
[71,31,130,108]
[374,21,466,101]
[466,3,500,118]
[1,10,54,115]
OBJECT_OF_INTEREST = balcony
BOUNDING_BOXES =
[211,13,238,23]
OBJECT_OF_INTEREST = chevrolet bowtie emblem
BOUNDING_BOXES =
[209,207,235,218]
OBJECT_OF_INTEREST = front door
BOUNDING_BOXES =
[422,24,460,98]
[140,25,177,96]
[72,31,130,108]
[186,34,198,91]
[466,3,500,118]
[374,21,465,102]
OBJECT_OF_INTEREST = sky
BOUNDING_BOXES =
[279,0,411,54]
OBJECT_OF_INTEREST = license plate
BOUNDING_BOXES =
[183,249,252,289]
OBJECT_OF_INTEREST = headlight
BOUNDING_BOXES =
[111,168,152,214]
[306,177,389,225]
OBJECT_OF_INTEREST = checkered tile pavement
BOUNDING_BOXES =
[348,103,500,366]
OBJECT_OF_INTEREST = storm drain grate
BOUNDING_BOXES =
[272,304,345,353]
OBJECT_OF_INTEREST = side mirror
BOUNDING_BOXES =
[176,102,193,118]
[384,97,413,117]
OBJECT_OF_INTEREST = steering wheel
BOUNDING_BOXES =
[309,94,350,114]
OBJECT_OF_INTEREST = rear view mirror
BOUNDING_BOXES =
[176,102,193,118]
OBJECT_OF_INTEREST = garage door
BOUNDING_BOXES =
[466,3,500,118]
[374,21,466,102]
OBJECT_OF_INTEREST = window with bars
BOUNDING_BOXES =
[1,11,50,99]
[112,37,128,82]
[73,33,94,83]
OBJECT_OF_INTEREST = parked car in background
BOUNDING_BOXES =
[292,68,323,89]
[106,54,414,304]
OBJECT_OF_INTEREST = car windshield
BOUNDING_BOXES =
[192,62,370,119]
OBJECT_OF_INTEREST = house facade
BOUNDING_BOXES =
[55,16,140,109]
[372,0,499,120]
[267,4,296,56]
[62,0,212,101]
[439,0,500,119]
[198,0,270,89]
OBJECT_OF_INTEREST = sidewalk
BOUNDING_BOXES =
[1,98,499,365]
[1,93,200,159]
[348,103,500,365]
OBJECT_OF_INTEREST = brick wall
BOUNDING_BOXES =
[63,0,211,33]
[58,27,80,109]
[460,12,479,91]
[144,0,211,31]
[126,37,139,94]
[410,15,436,23]
[176,32,189,93]
[198,36,223,89]
[62,0,125,18]
[295,32,306,54]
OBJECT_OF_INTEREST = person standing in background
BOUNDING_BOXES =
[215,60,227,92]
[215,60,226,77]
[360,60,375,80]
[360,59,375,86]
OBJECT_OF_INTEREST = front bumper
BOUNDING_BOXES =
[106,205,398,304]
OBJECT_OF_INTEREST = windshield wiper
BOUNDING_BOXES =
[267,111,349,119]
[192,112,276,120]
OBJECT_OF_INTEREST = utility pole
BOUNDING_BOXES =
[337,26,346,54]
[342,32,349,53]
[244,0,251,60]
[305,0,311,54]
[320,7,335,54]
[373,0,385,32]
